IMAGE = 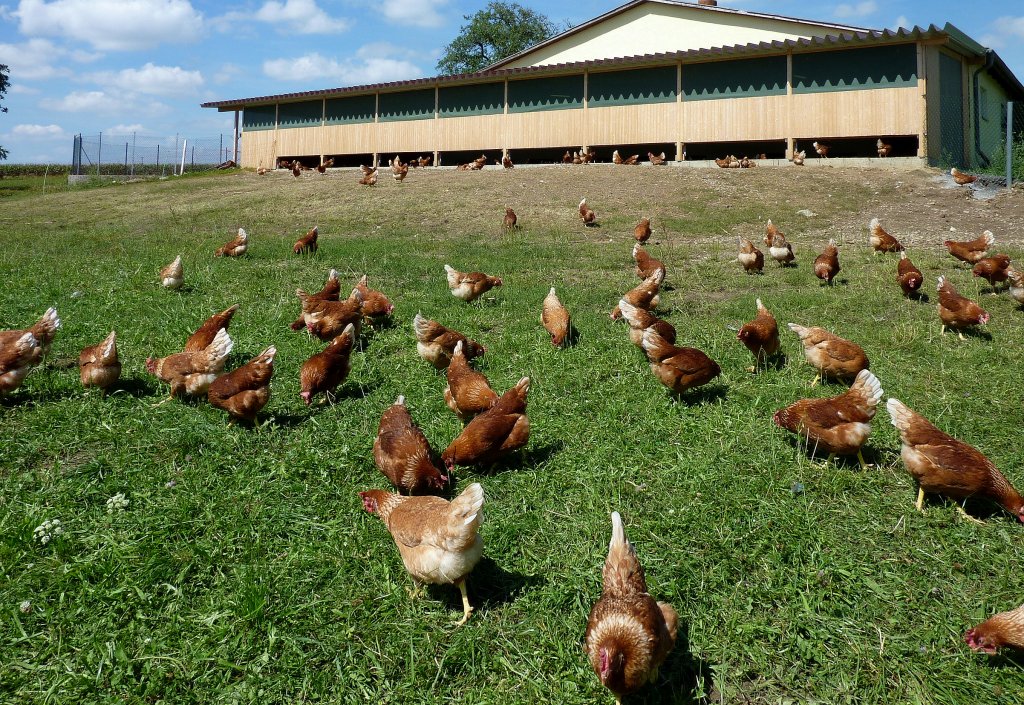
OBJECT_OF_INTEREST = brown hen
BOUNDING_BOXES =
[293,226,318,254]
[297,287,363,341]
[441,377,530,469]
[184,304,239,353]
[814,239,840,285]
[208,345,276,423]
[737,237,764,274]
[945,231,993,265]
[787,323,868,385]
[897,252,923,297]
[737,298,780,371]
[632,243,665,280]
[444,340,498,422]
[618,299,676,349]
[937,276,989,339]
[542,287,571,347]
[373,395,448,494]
[966,605,1024,654]
[299,323,355,404]
[413,313,484,370]
[79,331,121,393]
[640,329,721,396]
[291,269,340,331]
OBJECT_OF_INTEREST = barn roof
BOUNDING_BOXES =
[201,24,1022,111]
[486,0,872,71]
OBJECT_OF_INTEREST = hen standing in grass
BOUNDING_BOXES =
[160,255,184,289]
[579,198,597,226]
[937,276,989,339]
[737,299,780,372]
[441,377,530,469]
[634,217,651,243]
[208,346,276,423]
[737,237,764,274]
[814,239,841,285]
[297,287,363,341]
[146,328,233,401]
[299,323,355,405]
[0,332,39,394]
[355,275,395,325]
[897,252,924,297]
[541,287,571,347]
[291,270,340,331]
[79,331,121,394]
[972,254,1012,291]
[773,369,883,468]
[0,307,60,364]
[787,323,868,385]
[214,228,249,257]
[945,231,993,265]
[632,243,665,281]
[887,398,1024,522]
[444,265,503,303]
[868,218,903,253]
[185,304,239,352]
[373,395,448,494]
[444,341,498,422]
[617,299,676,349]
[640,329,721,396]
[586,512,677,705]
[610,271,663,320]
[359,482,484,625]
[413,314,485,370]
[293,226,318,254]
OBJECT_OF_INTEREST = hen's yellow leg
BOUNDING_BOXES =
[956,505,985,525]
[857,450,873,470]
[915,487,925,512]
[455,578,473,626]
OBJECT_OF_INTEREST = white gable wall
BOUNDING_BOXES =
[502,4,847,68]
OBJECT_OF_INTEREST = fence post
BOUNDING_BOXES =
[1007,101,1014,190]
[97,132,102,177]
[124,142,129,176]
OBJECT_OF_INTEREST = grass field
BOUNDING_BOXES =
[2,165,1023,704]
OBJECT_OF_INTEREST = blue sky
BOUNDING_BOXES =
[1,0,1023,163]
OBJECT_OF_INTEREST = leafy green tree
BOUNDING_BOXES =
[436,2,563,75]
[0,64,8,160]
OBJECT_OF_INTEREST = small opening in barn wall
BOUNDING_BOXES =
[441,149,499,167]
[588,143,677,163]
[792,136,919,159]
[323,153,375,168]
[387,152,434,167]
[686,140,787,160]
[505,147,585,164]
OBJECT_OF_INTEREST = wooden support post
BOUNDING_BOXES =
[785,51,794,160]
[232,110,239,164]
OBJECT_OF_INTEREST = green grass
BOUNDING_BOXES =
[1,166,1023,704]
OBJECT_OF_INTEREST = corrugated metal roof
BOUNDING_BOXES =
[486,0,872,71]
[200,24,986,110]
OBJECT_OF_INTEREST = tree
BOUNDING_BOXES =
[0,64,8,161]
[436,2,563,75]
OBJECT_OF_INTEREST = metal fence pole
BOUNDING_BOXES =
[124,142,129,176]
[1007,101,1014,189]
[97,132,102,177]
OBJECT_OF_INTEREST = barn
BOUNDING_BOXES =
[201,0,1024,169]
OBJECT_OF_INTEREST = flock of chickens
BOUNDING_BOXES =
[4,184,1024,703]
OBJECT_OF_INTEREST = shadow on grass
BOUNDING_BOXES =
[109,376,160,398]
[670,384,727,406]
[465,557,544,611]
[651,621,718,705]
[477,440,565,475]
[919,493,1009,523]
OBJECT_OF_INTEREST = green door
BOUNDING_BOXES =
[939,53,965,166]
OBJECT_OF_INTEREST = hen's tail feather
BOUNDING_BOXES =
[199,329,233,372]
[603,512,646,597]
[886,398,916,434]
[851,369,883,408]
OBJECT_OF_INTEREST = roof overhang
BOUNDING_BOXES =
[201,24,1023,111]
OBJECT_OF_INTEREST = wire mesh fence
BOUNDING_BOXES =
[938,94,1024,188]
[71,133,238,177]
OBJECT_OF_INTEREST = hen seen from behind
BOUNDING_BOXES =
[208,345,276,423]
[373,395,448,494]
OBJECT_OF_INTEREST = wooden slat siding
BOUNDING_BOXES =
[786,50,794,159]
[682,95,789,141]
[241,129,277,168]
[506,110,586,148]
[437,114,507,151]
[322,123,378,156]
[587,103,679,145]
[277,128,330,158]
[790,86,920,138]
[377,120,438,153]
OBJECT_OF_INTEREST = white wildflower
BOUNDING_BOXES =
[19,601,31,614]
[106,493,129,513]
[33,519,63,545]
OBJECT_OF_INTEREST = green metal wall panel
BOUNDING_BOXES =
[325,94,376,124]
[439,82,505,117]
[683,56,786,100]
[938,52,965,166]
[793,45,918,93]
[508,75,584,113]
[277,100,323,129]
[242,105,276,131]
[588,66,677,107]
[378,89,435,122]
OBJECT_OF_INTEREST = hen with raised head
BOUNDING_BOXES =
[774,369,883,467]
[937,276,989,339]
[542,287,571,347]
[737,237,764,274]
[887,398,1024,522]
[79,331,121,393]
[299,323,355,404]
[765,222,795,266]
[146,328,233,400]
[215,228,249,257]
[444,341,498,422]
[585,512,677,705]
[414,314,484,370]
[373,395,448,494]
[737,298,780,371]
[641,329,720,396]
[441,377,530,469]
[444,265,503,303]
[208,345,275,423]
[787,323,868,385]
[972,254,1012,290]
[966,605,1024,654]
[360,482,484,625]
[634,217,651,243]
[503,207,518,229]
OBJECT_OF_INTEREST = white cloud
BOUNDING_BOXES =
[106,124,147,134]
[263,50,421,85]
[380,0,449,28]
[980,17,1024,50]
[0,38,72,80]
[254,0,349,34]
[12,123,67,137]
[8,84,41,95]
[41,89,167,117]
[995,16,1024,40]
[834,1,877,19]
[892,15,909,30]
[88,63,204,98]
[13,0,203,51]
[213,63,243,85]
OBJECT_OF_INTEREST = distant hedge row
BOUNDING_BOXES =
[0,164,72,177]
